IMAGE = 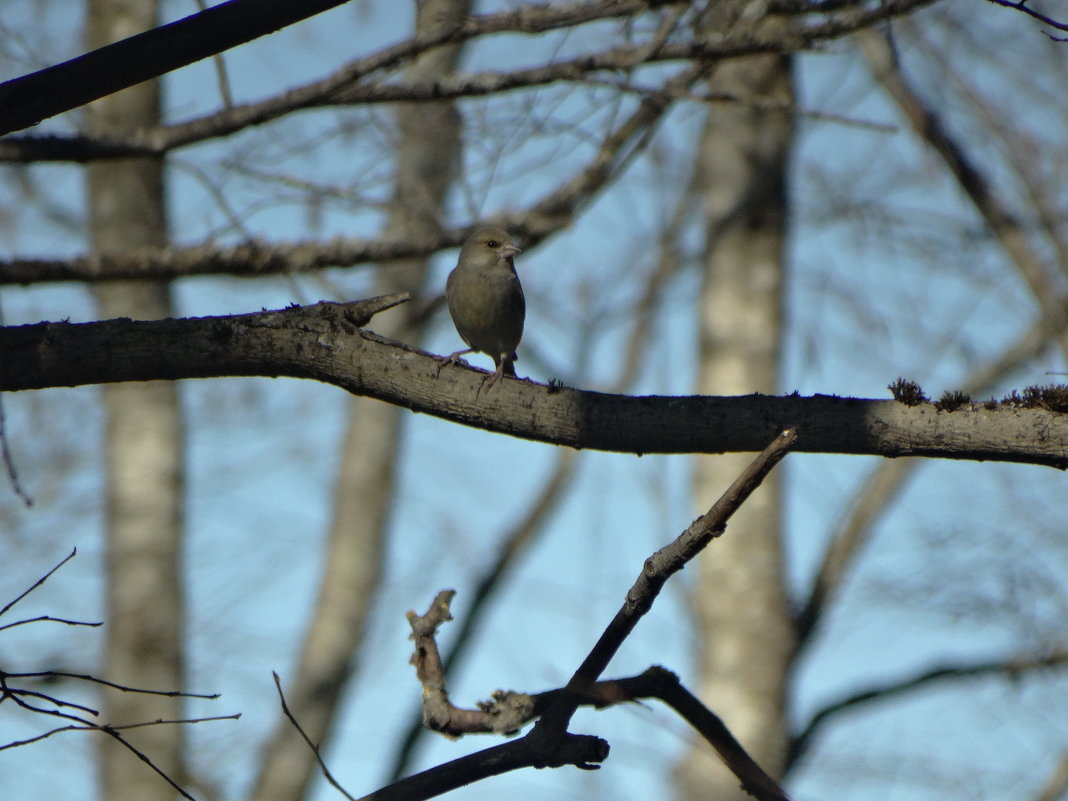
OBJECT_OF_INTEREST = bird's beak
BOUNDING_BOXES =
[500,244,521,259]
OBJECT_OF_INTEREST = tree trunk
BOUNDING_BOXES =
[85,1,185,798]
[677,10,796,800]
[247,2,470,799]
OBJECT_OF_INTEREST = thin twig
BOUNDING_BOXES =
[0,614,102,632]
[2,670,219,699]
[0,393,33,507]
[272,672,358,801]
[1,691,198,800]
[985,0,1068,35]
[0,548,76,618]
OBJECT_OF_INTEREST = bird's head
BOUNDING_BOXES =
[460,226,521,267]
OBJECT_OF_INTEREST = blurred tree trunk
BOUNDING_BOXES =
[677,7,796,800]
[85,1,185,799]
[247,2,470,799]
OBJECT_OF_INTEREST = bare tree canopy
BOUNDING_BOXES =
[2,2,1067,801]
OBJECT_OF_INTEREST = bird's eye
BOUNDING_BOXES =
[486,240,500,248]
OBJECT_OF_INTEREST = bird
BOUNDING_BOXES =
[443,225,525,385]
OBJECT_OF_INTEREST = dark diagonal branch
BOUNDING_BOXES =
[271,673,357,801]
[0,0,357,136]
[1,551,235,801]
[355,735,609,801]
[1,687,199,800]
[380,438,794,800]
[0,548,78,618]
[527,430,797,755]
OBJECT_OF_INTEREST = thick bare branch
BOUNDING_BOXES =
[1,302,1066,466]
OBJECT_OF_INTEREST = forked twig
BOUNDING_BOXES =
[326,430,797,801]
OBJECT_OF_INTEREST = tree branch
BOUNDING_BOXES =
[0,0,358,136]
[388,449,580,779]
[527,431,797,758]
[391,435,795,799]
[0,57,696,286]
[0,0,935,156]
[984,0,1068,36]
[787,651,1068,768]
[1,301,1066,466]
[403,592,791,801]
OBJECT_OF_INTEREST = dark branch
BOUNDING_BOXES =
[0,0,357,136]
[0,615,102,632]
[527,431,796,758]
[985,0,1068,34]
[0,0,681,159]
[1,302,1066,467]
[404,591,792,801]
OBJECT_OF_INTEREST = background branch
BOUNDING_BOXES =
[787,651,1068,768]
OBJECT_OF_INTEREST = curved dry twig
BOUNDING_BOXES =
[402,593,792,801]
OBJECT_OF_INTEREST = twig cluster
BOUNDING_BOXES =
[276,431,797,801]
[0,549,237,801]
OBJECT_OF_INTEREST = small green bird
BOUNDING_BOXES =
[444,225,525,385]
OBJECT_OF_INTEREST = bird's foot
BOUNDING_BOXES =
[436,349,474,377]
[479,360,513,392]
